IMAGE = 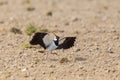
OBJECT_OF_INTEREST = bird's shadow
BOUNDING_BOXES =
[50,57,87,62]
[75,57,87,61]
[50,58,58,61]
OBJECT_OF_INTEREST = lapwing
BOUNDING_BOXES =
[30,32,76,58]
[30,32,76,50]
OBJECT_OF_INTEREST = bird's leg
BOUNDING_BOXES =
[51,50,52,54]
[45,51,49,60]
[71,47,74,54]
[70,48,75,62]
[44,51,52,60]
[62,49,64,53]
[51,50,58,55]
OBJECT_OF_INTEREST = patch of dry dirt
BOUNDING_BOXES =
[0,0,120,80]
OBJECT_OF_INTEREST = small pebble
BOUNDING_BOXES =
[59,57,69,63]
[10,27,22,34]
[46,11,52,16]
[21,68,27,72]
[27,7,35,11]
[75,48,80,52]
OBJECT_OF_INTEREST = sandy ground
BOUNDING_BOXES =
[0,0,120,80]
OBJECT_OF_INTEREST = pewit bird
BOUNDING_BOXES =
[30,32,76,51]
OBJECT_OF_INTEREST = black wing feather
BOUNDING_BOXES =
[57,37,76,49]
[30,32,48,49]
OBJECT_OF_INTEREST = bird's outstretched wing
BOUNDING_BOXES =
[30,32,52,49]
[57,37,76,49]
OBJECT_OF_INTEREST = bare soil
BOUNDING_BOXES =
[0,0,120,80]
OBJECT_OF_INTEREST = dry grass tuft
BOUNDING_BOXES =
[24,23,48,35]
[20,43,31,48]
[24,24,37,35]
[22,0,30,4]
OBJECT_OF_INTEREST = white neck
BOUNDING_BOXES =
[54,38,57,41]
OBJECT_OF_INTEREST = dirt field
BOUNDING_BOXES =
[0,0,120,80]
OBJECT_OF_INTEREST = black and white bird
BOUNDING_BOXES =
[30,32,76,51]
